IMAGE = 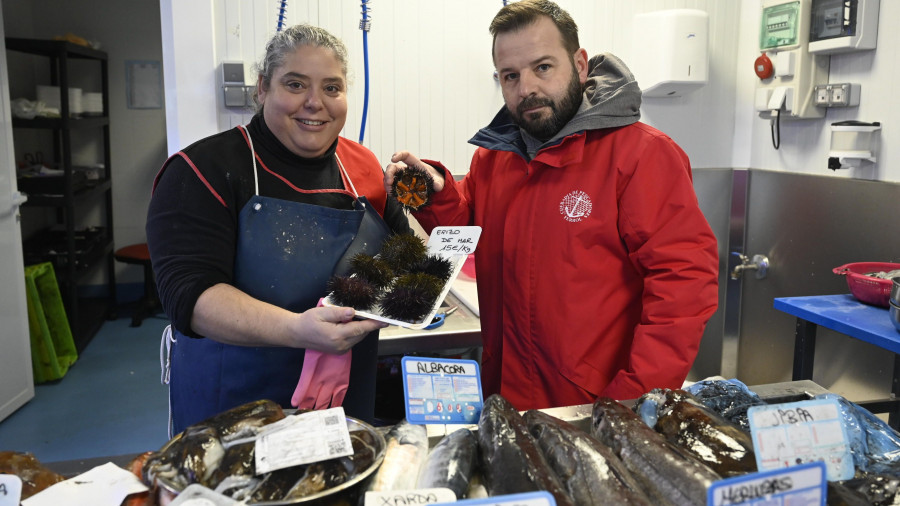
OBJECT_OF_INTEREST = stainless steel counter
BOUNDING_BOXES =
[377,292,482,356]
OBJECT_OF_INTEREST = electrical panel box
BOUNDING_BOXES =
[755,0,830,120]
[221,61,252,108]
[809,0,880,54]
[221,62,245,85]
[760,1,803,50]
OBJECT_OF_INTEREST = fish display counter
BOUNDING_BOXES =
[15,379,900,504]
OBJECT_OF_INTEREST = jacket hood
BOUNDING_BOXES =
[470,52,642,156]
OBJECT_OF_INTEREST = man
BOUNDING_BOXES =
[385,0,718,410]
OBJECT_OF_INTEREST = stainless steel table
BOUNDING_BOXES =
[377,292,482,356]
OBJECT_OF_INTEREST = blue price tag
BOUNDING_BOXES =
[401,356,483,424]
[707,461,826,506]
[747,397,854,481]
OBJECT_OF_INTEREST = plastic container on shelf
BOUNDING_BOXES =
[832,262,900,308]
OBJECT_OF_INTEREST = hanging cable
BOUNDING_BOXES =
[276,0,288,32]
[358,0,372,144]
[770,110,781,150]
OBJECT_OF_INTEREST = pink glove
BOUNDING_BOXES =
[291,349,352,410]
[291,299,353,410]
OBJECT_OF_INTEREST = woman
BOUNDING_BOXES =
[147,24,411,435]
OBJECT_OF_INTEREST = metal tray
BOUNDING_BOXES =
[155,416,386,505]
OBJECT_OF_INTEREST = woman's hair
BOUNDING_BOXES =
[253,24,350,111]
[489,0,580,59]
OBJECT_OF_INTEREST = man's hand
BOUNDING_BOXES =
[384,151,445,197]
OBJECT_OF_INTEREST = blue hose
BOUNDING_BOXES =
[359,1,371,144]
[276,0,287,32]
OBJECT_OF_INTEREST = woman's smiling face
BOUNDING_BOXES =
[257,44,348,158]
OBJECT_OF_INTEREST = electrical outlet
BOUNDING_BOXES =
[828,83,861,107]
[815,85,829,105]
[831,85,845,105]
[815,83,861,107]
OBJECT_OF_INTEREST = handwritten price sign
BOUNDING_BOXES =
[426,226,482,257]
[747,398,854,481]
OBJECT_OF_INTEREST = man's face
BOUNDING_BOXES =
[493,16,588,141]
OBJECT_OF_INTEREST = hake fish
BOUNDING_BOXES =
[416,428,478,500]
[523,409,652,505]
[592,396,721,506]
[367,418,429,492]
[477,394,574,506]
[635,388,758,477]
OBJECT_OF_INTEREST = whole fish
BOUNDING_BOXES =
[592,396,721,506]
[477,394,574,506]
[416,428,478,499]
[367,418,429,492]
[523,409,652,505]
[635,388,757,477]
[836,474,900,505]
[144,399,284,490]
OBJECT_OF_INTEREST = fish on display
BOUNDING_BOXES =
[367,418,429,492]
[523,409,652,505]
[416,427,479,500]
[834,473,900,505]
[592,396,721,506]
[477,394,575,506]
[684,379,766,431]
[635,388,758,477]
[142,399,382,503]
[144,423,226,490]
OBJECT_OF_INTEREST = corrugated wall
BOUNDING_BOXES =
[209,0,742,174]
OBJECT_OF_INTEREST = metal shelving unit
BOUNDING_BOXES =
[6,37,116,353]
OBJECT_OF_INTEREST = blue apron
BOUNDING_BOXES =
[166,126,391,435]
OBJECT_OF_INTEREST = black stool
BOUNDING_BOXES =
[114,243,161,327]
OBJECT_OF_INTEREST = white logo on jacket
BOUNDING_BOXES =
[559,190,592,222]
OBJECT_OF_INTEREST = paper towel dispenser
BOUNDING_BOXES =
[631,9,709,98]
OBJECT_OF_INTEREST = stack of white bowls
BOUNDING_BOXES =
[82,92,103,116]
[35,85,83,116]
[35,85,60,114]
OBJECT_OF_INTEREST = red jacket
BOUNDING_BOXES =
[414,122,719,410]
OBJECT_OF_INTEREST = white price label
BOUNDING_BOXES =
[748,398,854,481]
[426,226,481,256]
[0,475,22,506]
[365,487,456,505]
[255,407,353,474]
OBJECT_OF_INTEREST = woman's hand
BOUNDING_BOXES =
[292,305,388,354]
[192,284,387,351]
[384,151,445,197]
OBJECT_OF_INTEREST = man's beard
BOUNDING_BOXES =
[509,70,583,142]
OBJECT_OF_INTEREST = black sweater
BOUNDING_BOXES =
[146,114,410,337]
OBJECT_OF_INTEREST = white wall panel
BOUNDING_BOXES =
[171,0,898,182]
[747,0,897,182]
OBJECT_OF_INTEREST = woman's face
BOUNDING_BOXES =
[257,45,348,158]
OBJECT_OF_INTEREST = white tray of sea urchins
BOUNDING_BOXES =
[323,228,480,329]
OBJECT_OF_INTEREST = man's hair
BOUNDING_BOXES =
[489,0,580,59]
